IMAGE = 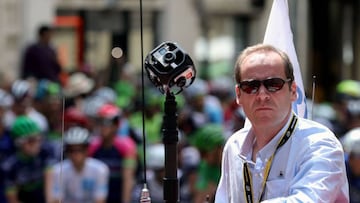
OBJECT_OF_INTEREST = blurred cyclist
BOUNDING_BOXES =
[89,103,137,203]
[49,126,109,203]
[1,116,56,203]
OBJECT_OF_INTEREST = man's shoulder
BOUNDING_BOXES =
[52,160,71,171]
[86,158,109,173]
[227,128,249,141]
[297,117,335,135]
[1,154,18,171]
[223,128,249,151]
[295,117,342,147]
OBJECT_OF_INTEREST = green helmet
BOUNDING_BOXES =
[11,116,40,139]
[188,124,225,152]
[336,80,360,99]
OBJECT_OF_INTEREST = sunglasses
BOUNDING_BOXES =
[67,147,87,153]
[98,118,116,126]
[238,78,292,94]
[23,135,42,144]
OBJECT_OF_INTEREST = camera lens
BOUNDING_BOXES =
[176,77,186,87]
[164,52,176,63]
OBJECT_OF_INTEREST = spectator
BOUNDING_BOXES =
[21,24,62,83]
[48,126,109,203]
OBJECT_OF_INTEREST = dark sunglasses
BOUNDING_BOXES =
[238,78,292,94]
[98,118,116,126]
[67,147,87,153]
[24,135,42,144]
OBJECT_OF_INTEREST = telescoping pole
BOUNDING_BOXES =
[162,92,179,203]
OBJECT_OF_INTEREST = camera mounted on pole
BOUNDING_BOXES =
[144,41,196,95]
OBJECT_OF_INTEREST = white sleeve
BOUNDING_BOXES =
[215,143,230,203]
[94,162,110,200]
[263,130,349,202]
[51,164,63,200]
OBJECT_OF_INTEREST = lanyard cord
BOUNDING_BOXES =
[243,113,298,203]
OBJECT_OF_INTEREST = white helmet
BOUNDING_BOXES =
[342,127,360,154]
[0,89,13,107]
[146,144,165,170]
[11,80,32,100]
[64,126,90,145]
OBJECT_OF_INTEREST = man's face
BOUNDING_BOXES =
[99,118,118,139]
[19,135,42,156]
[66,144,88,165]
[235,51,297,128]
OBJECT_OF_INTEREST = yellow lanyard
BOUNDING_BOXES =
[243,114,298,203]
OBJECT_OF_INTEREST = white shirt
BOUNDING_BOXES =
[51,158,109,203]
[215,113,349,203]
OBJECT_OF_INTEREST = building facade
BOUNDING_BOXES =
[0,0,359,101]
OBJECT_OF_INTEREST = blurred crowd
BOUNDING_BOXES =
[0,24,360,203]
[0,67,244,203]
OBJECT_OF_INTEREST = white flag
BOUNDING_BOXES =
[263,0,308,118]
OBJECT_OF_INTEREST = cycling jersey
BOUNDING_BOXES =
[51,158,109,203]
[88,136,136,203]
[1,144,57,203]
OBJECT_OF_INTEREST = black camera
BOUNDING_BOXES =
[144,41,196,94]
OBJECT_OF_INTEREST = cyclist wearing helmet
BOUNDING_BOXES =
[0,89,15,203]
[49,126,109,203]
[4,79,49,133]
[188,124,225,203]
[89,103,137,203]
[1,116,56,203]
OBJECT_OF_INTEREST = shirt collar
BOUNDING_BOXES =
[239,111,297,161]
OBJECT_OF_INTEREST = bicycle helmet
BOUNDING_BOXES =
[335,80,360,101]
[93,87,117,104]
[97,103,122,121]
[64,126,90,145]
[11,80,32,101]
[64,107,89,129]
[0,89,13,108]
[82,96,107,118]
[188,124,225,152]
[146,144,165,170]
[34,79,62,101]
[11,116,40,139]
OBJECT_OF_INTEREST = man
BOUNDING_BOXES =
[49,126,109,203]
[88,103,137,203]
[132,143,165,203]
[1,116,56,203]
[21,25,62,83]
[5,79,49,133]
[342,127,360,203]
[0,89,15,203]
[215,44,349,202]
[188,124,225,203]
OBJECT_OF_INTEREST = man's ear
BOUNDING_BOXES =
[235,85,241,105]
[290,82,297,101]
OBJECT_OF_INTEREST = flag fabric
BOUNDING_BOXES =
[263,0,308,118]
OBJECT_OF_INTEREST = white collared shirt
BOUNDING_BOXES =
[215,113,349,203]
